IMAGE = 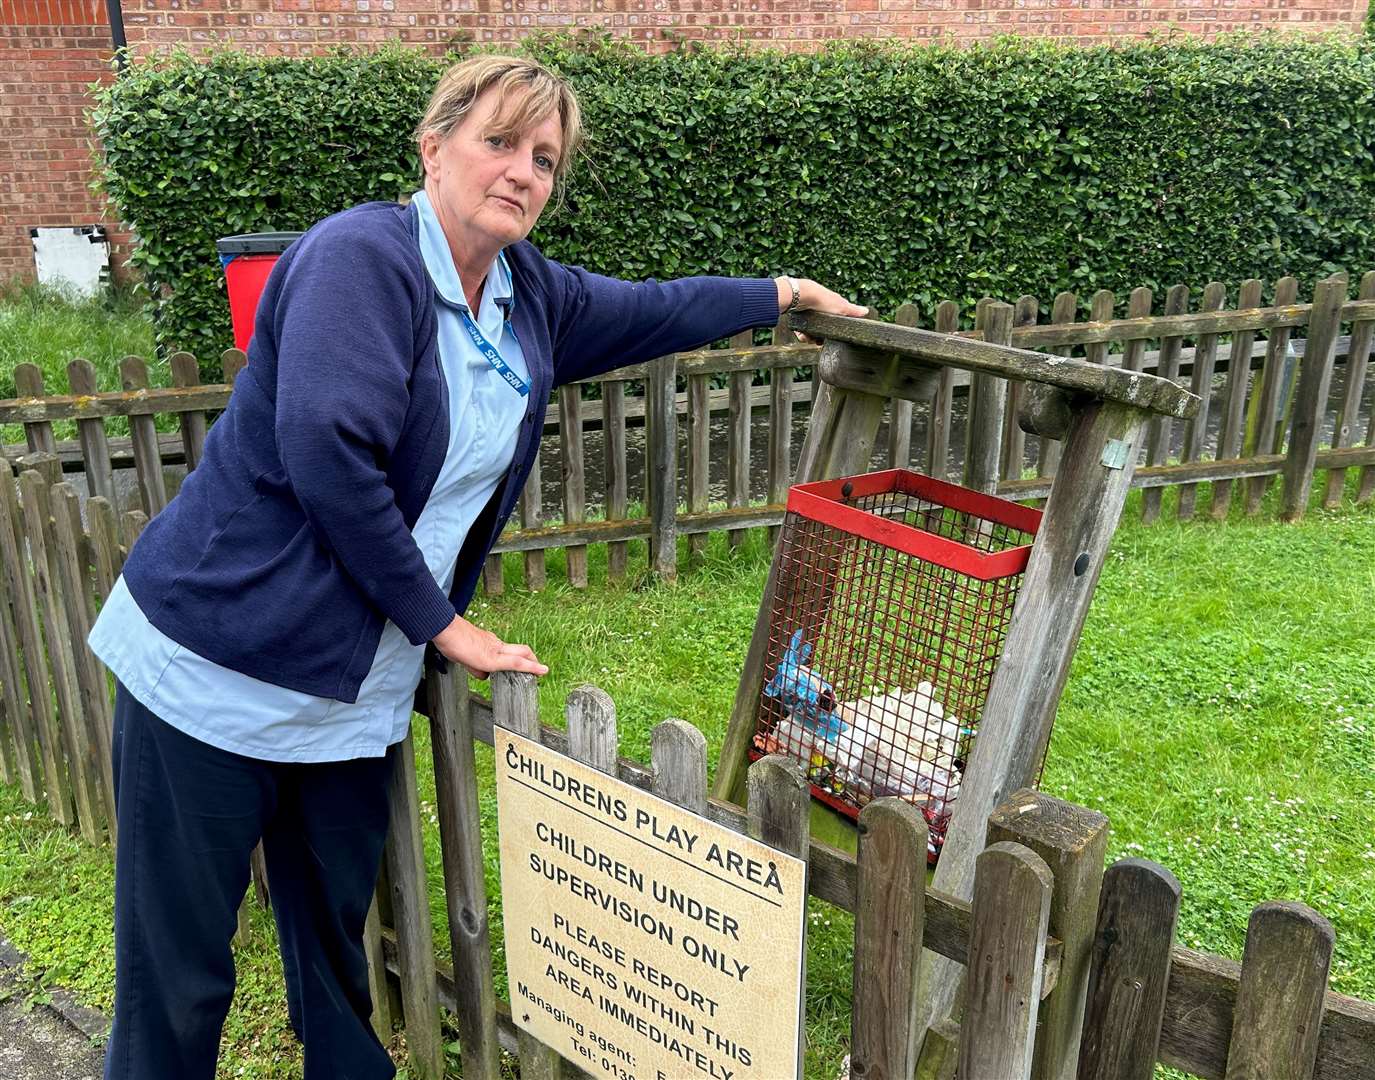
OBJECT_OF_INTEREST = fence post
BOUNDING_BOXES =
[18,466,101,843]
[0,458,70,820]
[767,319,794,547]
[1324,270,1375,507]
[1224,901,1334,1080]
[746,755,810,1080]
[170,351,209,471]
[1177,282,1227,520]
[521,465,546,591]
[1076,859,1181,1080]
[966,301,1011,494]
[221,348,248,385]
[427,662,501,1080]
[381,729,444,1080]
[558,383,587,588]
[728,330,753,549]
[651,716,707,812]
[986,789,1109,1080]
[121,509,147,549]
[1035,291,1078,484]
[67,358,116,503]
[687,369,711,562]
[1244,276,1300,515]
[119,356,168,517]
[1141,284,1190,524]
[361,889,394,1043]
[1361,421,1375,504]
[852,798,928,1080]
[1002,295,1038,482]
[51,483,118,838]
[0,551,35,798]
[0,459,39,800]
[13,364,57,455]
[959,841,1053,1080]
[1210,278,1265,520]
[1281,274,1346,522]
[493,671,565,1080]
[925,301,959,479]
[889,304,919,471]
[1083,290,1115,369]
[603,379,629,581]
[646,354,678,582]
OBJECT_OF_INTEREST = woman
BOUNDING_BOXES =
[89,54,865,1080]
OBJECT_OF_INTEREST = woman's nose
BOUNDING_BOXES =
[506,153,534,186]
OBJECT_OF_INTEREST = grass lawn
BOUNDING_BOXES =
[1,479,1373,1078]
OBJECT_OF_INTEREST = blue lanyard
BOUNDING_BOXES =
[459,251,529,397]
[460,309,529,397]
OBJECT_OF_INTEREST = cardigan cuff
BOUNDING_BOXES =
[740,278,785,330]
[390,577,458,646]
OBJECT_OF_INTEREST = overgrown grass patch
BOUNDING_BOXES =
[1,483,1371,1079]
[0,281,161,444]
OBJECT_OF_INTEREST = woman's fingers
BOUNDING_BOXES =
[433,614,548,680]
[799,279,868,318]
[790,279,868,342]
[497,642,549,676]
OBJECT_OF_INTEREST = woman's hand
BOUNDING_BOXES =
[432,615,549,680]
[775,277,868,342]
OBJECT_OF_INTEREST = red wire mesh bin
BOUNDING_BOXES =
[750,469,1043,863]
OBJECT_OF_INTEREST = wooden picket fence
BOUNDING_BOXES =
[0,276,1371,1075]
[1,271,1372,601]
[0,268,1373,834]
[361,672,1375,1080]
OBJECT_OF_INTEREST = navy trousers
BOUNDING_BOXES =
[104,682,397,1080]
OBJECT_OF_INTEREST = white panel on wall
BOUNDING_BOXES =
[31,225,110,298]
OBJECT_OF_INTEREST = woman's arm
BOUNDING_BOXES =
[548,263,865,386]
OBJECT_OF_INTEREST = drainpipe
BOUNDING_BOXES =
[106,0,128,71]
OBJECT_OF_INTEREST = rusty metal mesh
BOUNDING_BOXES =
[752,480,1035,861]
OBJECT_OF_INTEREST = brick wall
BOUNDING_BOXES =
[0,0,135,283]
[114,0,1371,53]
[1,0,1367,284]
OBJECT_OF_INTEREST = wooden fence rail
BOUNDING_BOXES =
[0,268,1371,826]
[402,682,1375,1080]
[2,272,1371,602]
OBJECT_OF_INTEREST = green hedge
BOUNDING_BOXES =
[92,34,1375,364]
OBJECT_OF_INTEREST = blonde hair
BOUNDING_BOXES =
[415,55,583,184]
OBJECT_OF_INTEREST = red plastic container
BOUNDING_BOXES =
[217,232,302,353]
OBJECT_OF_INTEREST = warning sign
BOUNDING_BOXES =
[495,730,807,1080]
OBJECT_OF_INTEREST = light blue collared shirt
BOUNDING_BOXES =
[88,189,530,762]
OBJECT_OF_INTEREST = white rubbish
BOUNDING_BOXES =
[834,680,966,802]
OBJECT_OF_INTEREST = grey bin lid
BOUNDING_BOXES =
[216,231,304,255]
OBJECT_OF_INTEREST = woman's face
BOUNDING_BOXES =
[421,86,563,255]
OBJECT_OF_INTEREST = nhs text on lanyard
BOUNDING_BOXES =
[461,311,529,397]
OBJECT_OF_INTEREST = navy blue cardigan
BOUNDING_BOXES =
[123,201,782,701]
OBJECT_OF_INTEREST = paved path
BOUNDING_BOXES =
[0,940,106,1080]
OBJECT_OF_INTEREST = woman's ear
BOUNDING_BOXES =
[419,133,440,181]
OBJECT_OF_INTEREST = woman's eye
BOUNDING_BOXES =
[535,155,555,172]
[486,135,506,149]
